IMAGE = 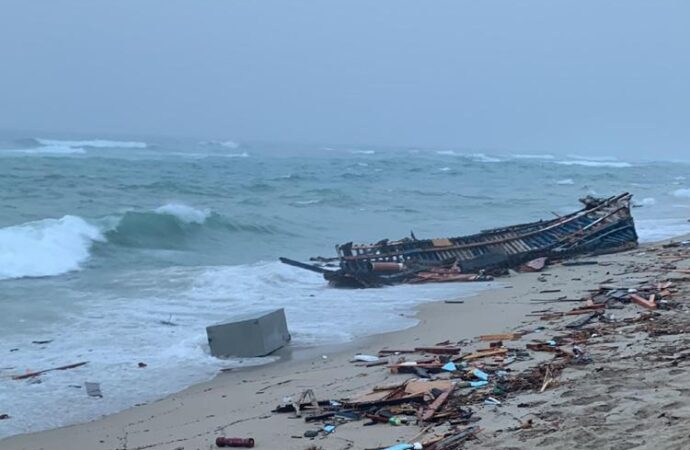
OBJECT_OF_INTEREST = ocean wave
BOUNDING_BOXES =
[105,204,279,249]
[221,151,249,158]
[436,150,501,162]
[290,199,321,206]
[470,153,502,163]
[350,149,375,155]
[219,140,240,149]
[555,160,632,168]
[566,154,618,162]
[0,205,285,278]
[633,197,656,207]
[154,203,210,224]
[636,218,690,243]
[2,145,86,155]
[36,138,147,149]
[672,188,690,198]
[0,216,104,280]
[556,178,575,185]
[200,139,239,148]
[512,153,555,160]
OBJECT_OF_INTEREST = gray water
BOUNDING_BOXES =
[1,136,689,437]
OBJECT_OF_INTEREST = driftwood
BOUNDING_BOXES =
[12,361,88,380]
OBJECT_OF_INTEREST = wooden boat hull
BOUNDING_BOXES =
[282,193,638,288]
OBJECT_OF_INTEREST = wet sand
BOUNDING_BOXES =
[4,236,690,450]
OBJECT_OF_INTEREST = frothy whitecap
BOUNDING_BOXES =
[154,203,211,224]
[0,216,104,280]
[37,138,147,149]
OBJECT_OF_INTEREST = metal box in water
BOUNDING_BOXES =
[206,308,291,358]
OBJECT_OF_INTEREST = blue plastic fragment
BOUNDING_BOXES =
[442,362,457,372]
[323,424,336,433]
[472,368,489,381]
[470,380,488,388]
[382,444,414,450]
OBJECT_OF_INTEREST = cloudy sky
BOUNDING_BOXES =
[1,1,688,157]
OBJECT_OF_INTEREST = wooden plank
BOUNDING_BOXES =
[421,388,452,421]
[478,333,522,342]
[630,293,657,309]
[461,348,508,361]
[12,361,88,380]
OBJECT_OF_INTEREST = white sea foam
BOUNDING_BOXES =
[222,151,250,158]
[350,150,376,155]
[639,197,657,206]
[154,203,210,224]
[439,167,452,172]
[512,153,555,160]
[436,150,501,162]
[3,145,86,155]
[0,262,491,437]
[0,216,104,280]
[672,188,690,198]
[469,153,501,163]
[555,160,632,168]
[556,178,575,185]
[566,154,618,161]
[636,218,690,243]
[37,138,147,149]
[292,199,321,206]
[219,140,240,149]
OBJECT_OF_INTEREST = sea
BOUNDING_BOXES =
[1,135,690,438]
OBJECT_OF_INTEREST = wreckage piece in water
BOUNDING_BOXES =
[281,193,638,288]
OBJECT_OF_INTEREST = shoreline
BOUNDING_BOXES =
[4,235,690,449]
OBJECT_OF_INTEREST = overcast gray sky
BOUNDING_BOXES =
[1,1,689,157]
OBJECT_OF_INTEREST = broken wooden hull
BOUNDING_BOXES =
[281,193,638,288]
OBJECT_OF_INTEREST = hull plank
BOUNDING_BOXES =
[281,193,638,288]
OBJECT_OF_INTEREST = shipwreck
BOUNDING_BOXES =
[281,193,638,288]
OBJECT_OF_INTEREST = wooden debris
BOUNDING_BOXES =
[630,293,657,309]
[12,361,88,380]
[478,333,522,342]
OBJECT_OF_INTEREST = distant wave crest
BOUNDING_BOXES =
[436,150,501,162]
[512,154,555,160]
[36,138,148,149]
[555,160,632,168]
[556,178,575,185]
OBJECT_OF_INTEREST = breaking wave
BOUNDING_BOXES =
[350,149,376,155]
[555,160,632,168]
[154,203,210,224]
[512,153,555,160]
[105,204,279,249]
[0,205,285,279]
[436,150,501,162]
[556,178,575,185]
[2,145,86,155]
[0,216,104,280]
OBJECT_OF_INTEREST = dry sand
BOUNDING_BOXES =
[4,237,690,450]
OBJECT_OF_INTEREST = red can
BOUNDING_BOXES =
[216,437,255,448]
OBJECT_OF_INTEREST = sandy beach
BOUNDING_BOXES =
[4,236,690,450]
